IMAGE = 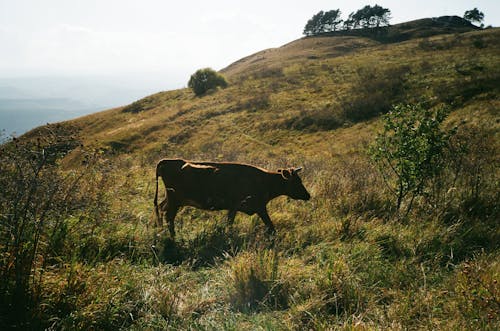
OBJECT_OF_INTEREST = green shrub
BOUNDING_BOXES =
[188,68,228,96]
[369,103,457,215]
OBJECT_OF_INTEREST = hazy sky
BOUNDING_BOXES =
[1,0,499,89]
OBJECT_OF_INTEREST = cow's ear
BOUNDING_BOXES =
[293,167,303,174]
[281,169,292,179]
[277,169,283,173]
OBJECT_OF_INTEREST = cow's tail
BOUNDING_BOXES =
[153,162,161,227]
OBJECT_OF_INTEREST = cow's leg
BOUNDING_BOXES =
[157,198,168,227]
[166,204,179,238]
[257,208,276,235]
[158,187,175,227]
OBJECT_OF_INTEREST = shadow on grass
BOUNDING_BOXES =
[415,218,499,267]
[153,224,248,268]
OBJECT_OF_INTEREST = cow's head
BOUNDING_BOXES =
[277,167,311,201]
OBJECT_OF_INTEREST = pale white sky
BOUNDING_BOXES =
[1,0,499,90]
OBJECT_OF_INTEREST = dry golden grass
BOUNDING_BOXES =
[55,28,498,169]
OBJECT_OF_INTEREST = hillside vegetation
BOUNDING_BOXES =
[1,21,499,329]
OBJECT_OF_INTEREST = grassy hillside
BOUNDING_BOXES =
[1,23,499,330]
[61,27,498,161]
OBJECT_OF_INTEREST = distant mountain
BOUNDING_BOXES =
[0,97,100,136]
[0,75,171,107]
[0,75,170,136]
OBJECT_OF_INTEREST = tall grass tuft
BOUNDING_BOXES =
[228,249,288,312]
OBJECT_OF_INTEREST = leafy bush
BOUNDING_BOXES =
[188,68,228,96]
[369,103,457,215]
[0,128,110,328]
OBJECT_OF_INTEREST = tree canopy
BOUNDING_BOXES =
[304,10,343,36]
[464,8,485,25]
[304,4,391,36]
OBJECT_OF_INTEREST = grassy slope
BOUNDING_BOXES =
[66,28,498,162]
[11,26,500,329]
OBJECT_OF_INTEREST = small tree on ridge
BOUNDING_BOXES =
[464,8,485,26]
[352,5,391,29]
[322,9,343,32]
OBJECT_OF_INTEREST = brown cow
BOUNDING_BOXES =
[153,158,311,237]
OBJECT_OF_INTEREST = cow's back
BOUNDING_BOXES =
[193,161,269,189]
[157,159,274,211]
[192,161,273,206]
